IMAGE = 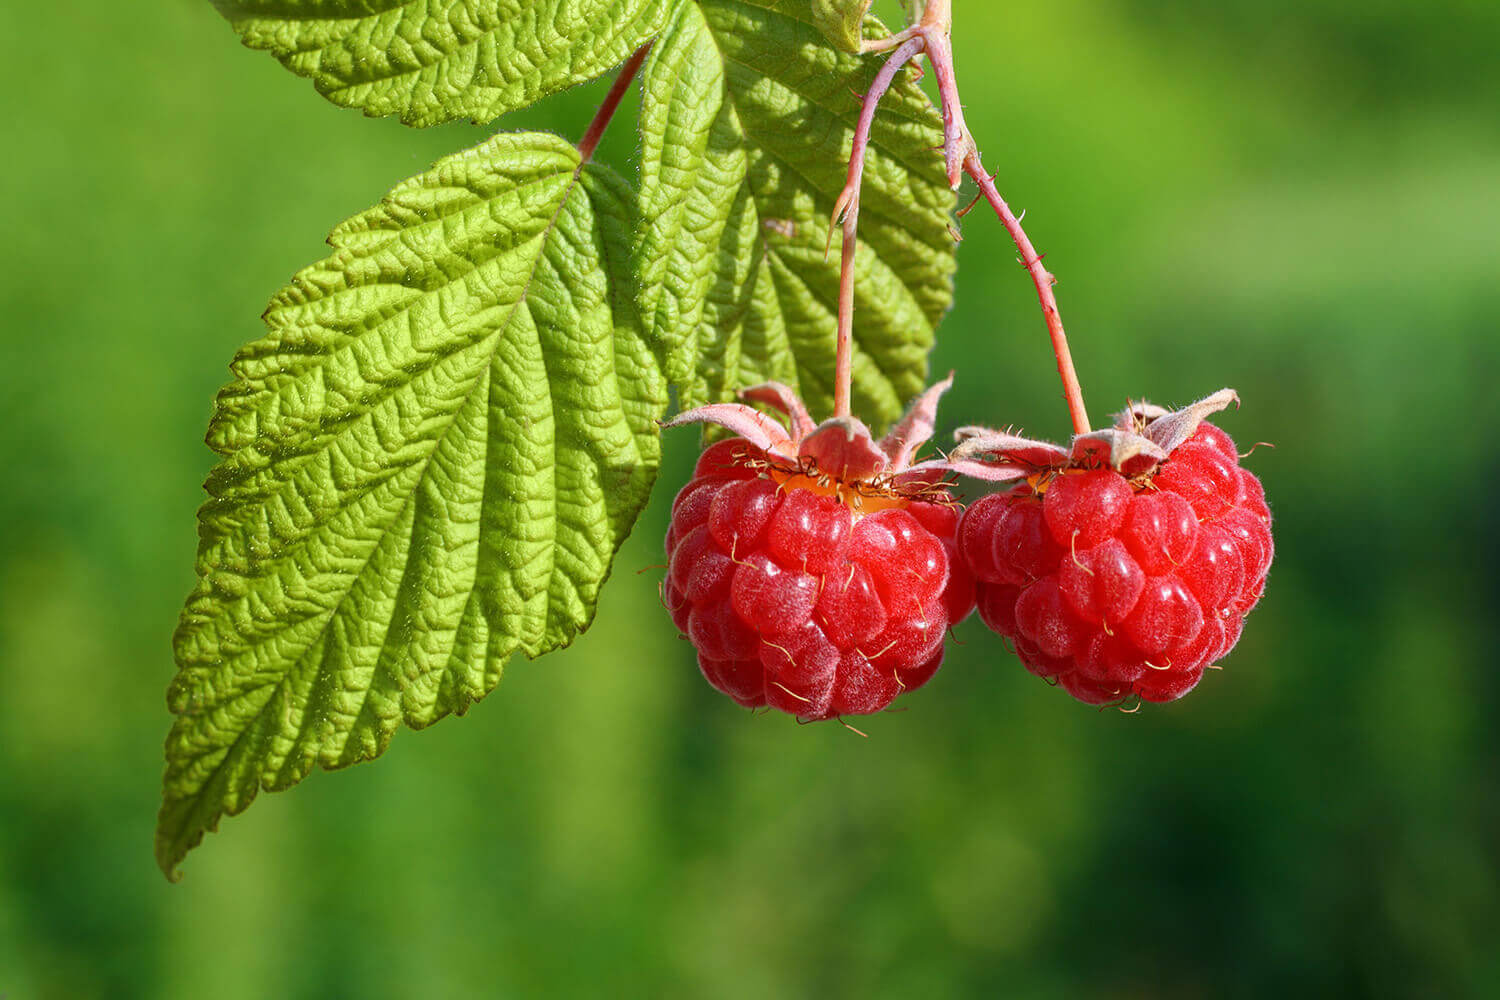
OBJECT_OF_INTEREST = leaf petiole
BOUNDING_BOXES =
[576,42,653,165]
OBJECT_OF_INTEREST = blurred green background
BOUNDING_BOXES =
[3,0,1498,996]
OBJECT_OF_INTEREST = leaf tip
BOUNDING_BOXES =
[153,813,194,884]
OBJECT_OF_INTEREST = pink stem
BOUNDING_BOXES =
[919,8,974,190]
[576,43,652,165]
[925,0,1089,435]
[840,0,1093,436]
[834,215,859,421]
[831,35,926,420]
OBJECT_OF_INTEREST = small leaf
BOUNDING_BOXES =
[636,0,956,428]
[811,0,873,53]
[158,132,664,878]
[210,0,672,126]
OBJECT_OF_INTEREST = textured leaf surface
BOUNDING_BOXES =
[158,132,663,878]
[636,0,955,427]
[211,0,671,125]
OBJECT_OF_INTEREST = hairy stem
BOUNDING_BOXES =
[840,0,1092,435]
[830,35,927,420]
[576,43,652,165]
[913,0,972,190]
[928,1,1087,433]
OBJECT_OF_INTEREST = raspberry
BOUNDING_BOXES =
[661,378,974,720]
[952,390,1271,705]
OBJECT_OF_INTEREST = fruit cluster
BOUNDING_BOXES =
[662,383,1270,719]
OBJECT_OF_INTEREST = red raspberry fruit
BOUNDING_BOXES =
[662,379,974,720]
[953,390,1271,705]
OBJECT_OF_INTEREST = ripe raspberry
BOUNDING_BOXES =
[953,390,1271,705]
[661,379,973,720]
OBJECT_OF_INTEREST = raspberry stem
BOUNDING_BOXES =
[839,0,1092,436]
[831,35,927,420]
[576,42,652,165]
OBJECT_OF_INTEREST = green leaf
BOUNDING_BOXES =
[210,0,672,126]
[635,0,956,427]
[158,132,663,879]
[810,0,872,53]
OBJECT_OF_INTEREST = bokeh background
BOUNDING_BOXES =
[3,0,1498,996]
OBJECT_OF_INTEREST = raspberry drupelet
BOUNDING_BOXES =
[662,379,974,720]
[950,390,1271,705]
